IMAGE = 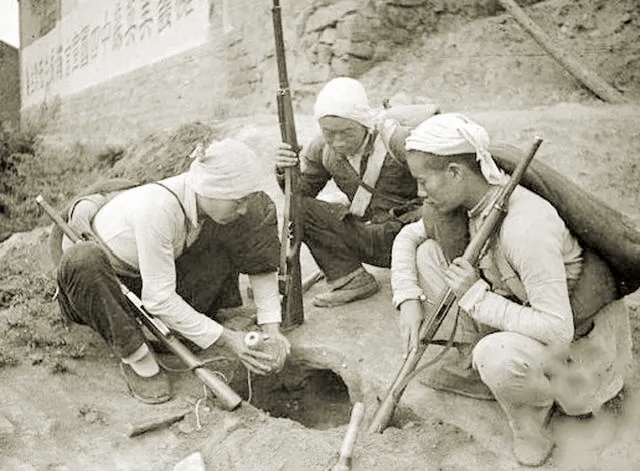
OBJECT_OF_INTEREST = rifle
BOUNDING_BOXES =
[35,195,243,411]
[271,0,304,329]
[368,137,543,433]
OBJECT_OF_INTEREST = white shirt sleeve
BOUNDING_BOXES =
[249,272,282,325]
[134,200,224,349]
[391,220,429,309]
[462,210,575,346]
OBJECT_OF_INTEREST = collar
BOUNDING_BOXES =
[467,185,502,220]
[343,130,375,161]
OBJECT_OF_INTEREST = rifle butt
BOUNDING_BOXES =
[161,336,242,411]
[367,396,396,434]
[368,346,425,433]
[281,254,304,329]
[194,367,243,411]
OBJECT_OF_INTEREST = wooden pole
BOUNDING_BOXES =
[330,402,365,471]
[498,0,630,104]
[126,410,188,437]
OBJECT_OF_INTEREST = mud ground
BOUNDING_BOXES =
[2,101,640,471]
[2,0,640,469]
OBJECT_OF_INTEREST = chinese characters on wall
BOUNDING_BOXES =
[22,0,202,104]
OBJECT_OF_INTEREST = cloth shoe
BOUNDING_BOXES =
[504,403,554,467]
[120,362,172,404]
[312,269,379,307]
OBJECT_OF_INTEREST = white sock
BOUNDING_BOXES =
[121,344,160,377]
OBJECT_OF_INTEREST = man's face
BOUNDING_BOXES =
[197,194,250,224]
[406,151,462,214]
[318,116,368,156]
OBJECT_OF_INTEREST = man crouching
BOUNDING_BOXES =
[53,138,290,404]
[391,114,632,466]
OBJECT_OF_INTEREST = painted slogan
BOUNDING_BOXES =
[21,0,211,107]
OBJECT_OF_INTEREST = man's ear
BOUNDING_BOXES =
[447,162,465,181]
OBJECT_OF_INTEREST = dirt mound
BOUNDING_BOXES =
[109,122,217,184]
[360,0,640,111]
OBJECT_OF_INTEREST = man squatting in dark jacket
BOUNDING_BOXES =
[274,77,435,308]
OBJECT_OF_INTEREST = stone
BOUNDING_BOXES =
[305,2,360,33]
[336,13,372,42]
[316,44,333,65]
[333,39,375,60]
[331,55,373,77]
[173,452,206,471]
[319,27,337,45]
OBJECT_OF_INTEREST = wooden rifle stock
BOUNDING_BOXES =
[368,137,543,433]
[35,195,243,411]
[271,0,304,328]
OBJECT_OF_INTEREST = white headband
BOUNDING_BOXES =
[405,113,506,185]
[186,138,262,199]
[314,77,376,129]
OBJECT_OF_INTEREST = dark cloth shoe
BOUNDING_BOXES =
[120,363,172,404]
[312,270,379,307]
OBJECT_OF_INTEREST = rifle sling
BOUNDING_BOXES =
[393,308,460,394]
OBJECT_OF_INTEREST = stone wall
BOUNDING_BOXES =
[19,0,540,142]
[0,41,21,131]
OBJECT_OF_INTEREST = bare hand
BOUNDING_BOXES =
[399,300,423,356]
[274,142,299,170]
[218,329,276,375]
[261,322,291,355]
[444,257,480,298]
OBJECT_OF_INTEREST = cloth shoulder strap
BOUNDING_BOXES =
[49,179,140,266]
[491,243,529,304]
[151,182,192,228]
[349,121,398,216]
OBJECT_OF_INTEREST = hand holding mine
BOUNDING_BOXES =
[219,329,276,375]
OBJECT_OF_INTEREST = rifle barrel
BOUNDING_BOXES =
[271,0,304,328]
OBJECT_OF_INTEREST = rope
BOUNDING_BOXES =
[246,369,253,404]
[195,385,207,430]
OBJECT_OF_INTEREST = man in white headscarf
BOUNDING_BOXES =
[274,77,438,307]
[392,113,632,466]
[54,138,290,404]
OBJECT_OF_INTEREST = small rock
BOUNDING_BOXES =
[177,421,196,435]
[223,416,243,434]
[0,414,16,435]
[173,451,206,471]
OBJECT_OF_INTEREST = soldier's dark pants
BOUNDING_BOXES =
[301,197,404,281]
[56,192,279,359]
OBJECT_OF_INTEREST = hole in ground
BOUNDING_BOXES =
[234,362,353,430]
